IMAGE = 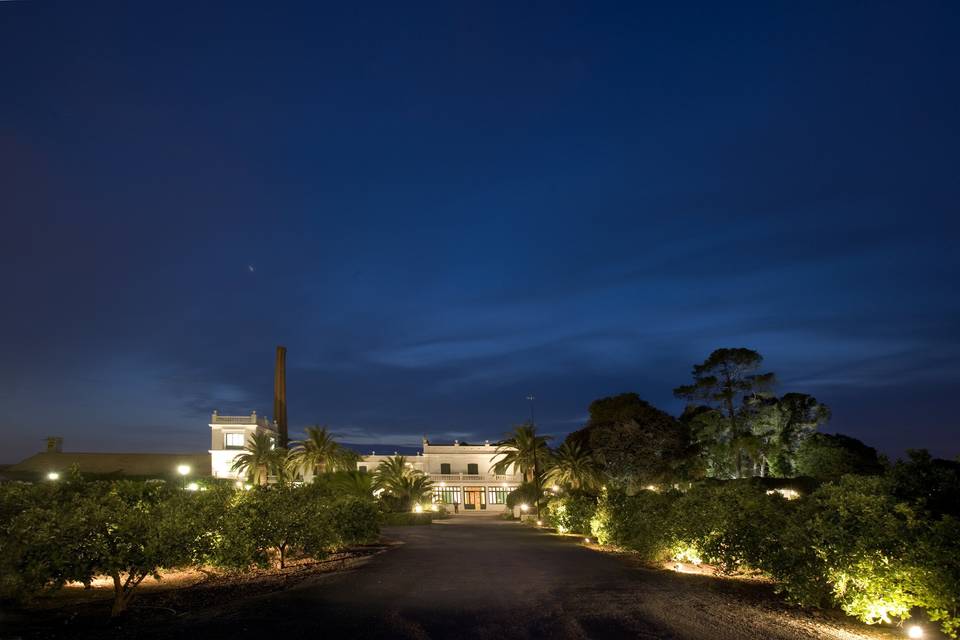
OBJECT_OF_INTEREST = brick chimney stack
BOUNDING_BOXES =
[274,346,288,448]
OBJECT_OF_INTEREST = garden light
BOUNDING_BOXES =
[177,464,190,476]
[552,484,560,492]
[520,503,529,512]
[536,520,542,526]
[46,471,60,481]
[907,625,924,639]
[413,504,423,513]
[584,537,590,544]
[186,482,199,491]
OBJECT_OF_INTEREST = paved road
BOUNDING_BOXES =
[154,516,893,640]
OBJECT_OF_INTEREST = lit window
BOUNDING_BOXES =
[433,487,462,504]
[224,433,245,449]
[487,487,509,504]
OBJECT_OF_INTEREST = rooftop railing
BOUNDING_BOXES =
[210,411,272,428]
[428,473,522,484]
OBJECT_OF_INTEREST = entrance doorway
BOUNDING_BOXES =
[463,486,486,510]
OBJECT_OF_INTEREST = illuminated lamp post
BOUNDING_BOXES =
[526,394,542,521]
[177,464,190,489]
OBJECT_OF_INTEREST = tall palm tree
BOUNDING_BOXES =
[490,423,552,483]
[230,431,277,485]
[544,441,603,491]
[290,425,358,478]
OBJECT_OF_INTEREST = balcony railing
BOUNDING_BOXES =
[428,473,522,484]
[211,411,272,428]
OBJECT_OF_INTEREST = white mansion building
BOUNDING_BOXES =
[209,412,524,513]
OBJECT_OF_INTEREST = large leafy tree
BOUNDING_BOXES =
[568,393,697,491]
[290,426,358,478]
[230,431,278,485]
[674,348,775,477]
[740,392,831,477]
[794,432,884,481]
[490,423,552,483]
[545,441,603,491]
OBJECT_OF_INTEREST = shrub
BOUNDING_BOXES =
[506,482,542,510]
[590,489,676,562]
[544,493,597,534]
[324,497,380,546]
[381,512,433,526]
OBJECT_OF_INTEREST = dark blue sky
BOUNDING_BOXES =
[2,1,958,462]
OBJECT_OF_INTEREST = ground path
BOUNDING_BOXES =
[147,515,897,640]
[4,516,904,640]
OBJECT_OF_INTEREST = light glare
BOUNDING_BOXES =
[907,626,924,639]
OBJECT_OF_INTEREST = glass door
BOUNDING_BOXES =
[464,486,486,510]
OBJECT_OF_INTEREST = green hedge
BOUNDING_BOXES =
[543,493,597,535]
[589,478,960,637]
[380,512,433,526]
[0,478,380,617]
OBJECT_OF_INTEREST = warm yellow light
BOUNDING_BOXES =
[584,537,590,544]
[46,471,60,481]
[536,520,542,526]
[186,482,199,491]
[520,503,529,512]
[177,464,191,476]
[552,484,560,492]
[413,504,424,513]
[235,480,243,489]
[243,483,252,490]
[430,503,439,512]
[907,625,924,639]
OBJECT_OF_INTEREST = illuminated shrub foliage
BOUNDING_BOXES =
[543,493,597,535]
[0,477,379,617]
[589,472,960,637]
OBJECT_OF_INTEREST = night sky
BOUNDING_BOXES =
[2,2,958,463]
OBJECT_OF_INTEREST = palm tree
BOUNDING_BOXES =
[373,455,433,510]
[331,470,375,499]
[372,455,414,494]
[490,423,552,483]
[290,425,358,478]
[544,441,603,491]
[270,447,302,485]
[230,431,277,485]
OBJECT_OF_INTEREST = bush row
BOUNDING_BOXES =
[0,478,379,616]
[546,476,960,637]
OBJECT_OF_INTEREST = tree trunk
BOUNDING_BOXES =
[279,543,286,569]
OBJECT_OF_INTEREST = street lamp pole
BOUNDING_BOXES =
[527,394,541,521]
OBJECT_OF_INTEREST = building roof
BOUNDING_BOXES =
[7,451,210,478]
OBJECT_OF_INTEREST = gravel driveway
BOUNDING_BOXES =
[153,515,898,640]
